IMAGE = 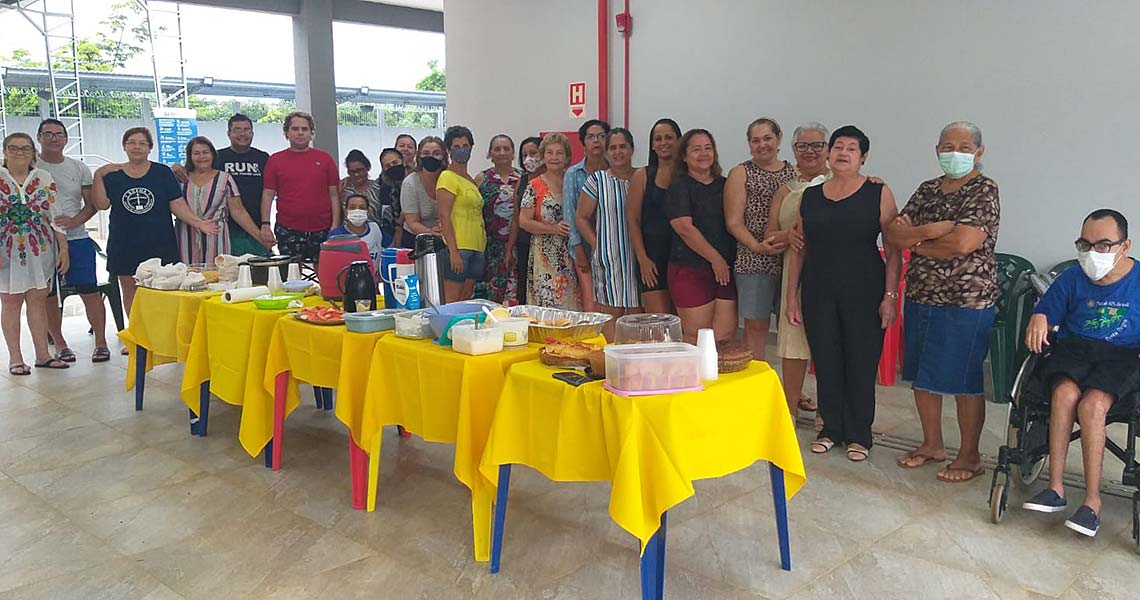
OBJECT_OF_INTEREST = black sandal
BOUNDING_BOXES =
[56,348,76,363]
[34,358,70,370]
[8,364,31,376]
[92,347,111,363]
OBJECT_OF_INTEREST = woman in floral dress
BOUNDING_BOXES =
[1,132,70,374]
[474,134,520,303]
[518,133,580,310]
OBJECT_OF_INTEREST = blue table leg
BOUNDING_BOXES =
[490,464,512,574]
[134,346,147,411]
[640,512,667,600]
[264,440,273,468]
[189,408,199,436]
[769,463,792,571]
[198,381,211,437]
[321,387,334,411]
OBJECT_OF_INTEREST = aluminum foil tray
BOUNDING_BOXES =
[508,305,612,341]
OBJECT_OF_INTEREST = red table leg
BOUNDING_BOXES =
[349,437,368,510]
[272,371,288,471]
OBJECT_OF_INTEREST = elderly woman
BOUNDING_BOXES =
[400,136,447,249]
[519,132,579,309]
[474,134,521,304]
[667,129,737,343]
[726,118,798,362]
[93,127,218,318]
[786,125,901,462]
[395,134,418,173]
[576,128,642,340]
[886,121,999,483]
[435,125,486,302]
[766,122,831,421]
[1,133,70,373]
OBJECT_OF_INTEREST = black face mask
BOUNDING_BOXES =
[383,164,406,181]
[419,155,443,172]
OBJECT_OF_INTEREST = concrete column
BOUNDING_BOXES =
[292,0,339,158]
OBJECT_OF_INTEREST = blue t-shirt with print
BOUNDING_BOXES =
[1032,259,1140,348]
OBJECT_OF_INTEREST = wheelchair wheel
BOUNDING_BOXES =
[990,472,1009,524]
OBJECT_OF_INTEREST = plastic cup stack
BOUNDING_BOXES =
[696,328,718,382]
[287,263,301,281]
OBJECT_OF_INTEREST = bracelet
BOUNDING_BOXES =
[884,290,900,299]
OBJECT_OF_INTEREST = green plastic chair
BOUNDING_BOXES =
[57,241,126,331]
[1048,259,1077,279]
[988,253,1037,403]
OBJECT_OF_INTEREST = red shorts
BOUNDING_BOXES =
[667,262,737,308]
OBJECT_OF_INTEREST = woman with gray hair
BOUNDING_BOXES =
[886,120,1000,483]
[765,122,831,423]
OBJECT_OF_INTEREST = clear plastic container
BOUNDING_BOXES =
[394,308,433,339]
[603,342,702,395]
[489,317,530,346]
[614,314,683,345]
[344,309,402,333]
[450,322,504,355]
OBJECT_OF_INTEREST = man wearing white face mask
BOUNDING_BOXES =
[329,194,384,273]
[1021,209,1139,537]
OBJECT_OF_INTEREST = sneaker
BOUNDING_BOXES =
[1022,489,1067,513]
[1064,505,1100,537]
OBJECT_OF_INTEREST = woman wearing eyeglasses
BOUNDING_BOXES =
[885,120,1000,482]
[726,118,797,363]
[338,149,381,221]
[0,133,70,374]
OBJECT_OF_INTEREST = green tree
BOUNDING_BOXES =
[415,60,446,92]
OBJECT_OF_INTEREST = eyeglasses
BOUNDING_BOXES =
[4,145,34,154]
[1074,239,1124,253]
[347,168,368,175]
[793,142,826,152]
[584,133,606,141]
[39,131,67,140]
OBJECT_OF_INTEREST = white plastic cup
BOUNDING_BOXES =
[696,328,718,381]
[236,265,253,288]
[287,263,301,281]
[267,267,283,294]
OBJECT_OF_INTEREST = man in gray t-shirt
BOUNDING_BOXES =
[36,119,112,362]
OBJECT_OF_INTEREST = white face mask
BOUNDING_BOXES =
[522,155,542,173]
[1077,249,1120,281]
[346,209,369,227]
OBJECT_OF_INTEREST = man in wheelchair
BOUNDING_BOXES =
[1020,209,1140,536]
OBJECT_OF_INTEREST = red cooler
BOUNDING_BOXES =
[318,235,375,299]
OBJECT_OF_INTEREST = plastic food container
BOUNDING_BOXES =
[424,300,500,339]
[343,309,402,333]
[614,314,683,345]
[283,280,312,294]
[489,317,530,347]
[394,309,434,339]
[251,294,303,310]
[449,322,504,356]
[603,342,703,396]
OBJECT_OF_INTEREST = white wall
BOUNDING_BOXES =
[444,0,1140,270]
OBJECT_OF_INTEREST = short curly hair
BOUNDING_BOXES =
[539,132,572,164]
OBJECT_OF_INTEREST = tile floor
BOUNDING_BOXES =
[1,315,1139,599]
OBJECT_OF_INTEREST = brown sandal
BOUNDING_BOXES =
[846,445,869,462]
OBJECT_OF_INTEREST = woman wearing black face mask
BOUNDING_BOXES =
[373,147,405,247]
[399,136,447,249]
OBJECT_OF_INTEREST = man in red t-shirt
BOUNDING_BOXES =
[260,111,341,260]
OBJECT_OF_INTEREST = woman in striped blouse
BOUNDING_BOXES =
[575,128,642,340]
[179,136,260,264]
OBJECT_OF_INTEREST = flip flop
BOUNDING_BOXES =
[92,347,111,363]
[846,445,869,462]
[34,358,70,370]
[896,451,947,469]
[55,348,76,363]
[120,347,130,356]
[8,364,31,376]
[810,438,834,454]
[936,465,986,483]
[797,395,817,412]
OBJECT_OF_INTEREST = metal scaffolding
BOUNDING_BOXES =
[137,0,188,109]
[1,0,85,153]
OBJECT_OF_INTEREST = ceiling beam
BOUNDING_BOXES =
[172,0,442,32]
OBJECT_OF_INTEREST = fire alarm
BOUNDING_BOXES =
[616,12,631,34]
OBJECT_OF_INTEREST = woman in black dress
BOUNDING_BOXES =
[785,125,902,462]
[627,118,681,314]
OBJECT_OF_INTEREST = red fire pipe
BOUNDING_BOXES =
[622,0,630,127]
[598,0,609,122]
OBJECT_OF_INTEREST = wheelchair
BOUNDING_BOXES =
[987,336,1140,547]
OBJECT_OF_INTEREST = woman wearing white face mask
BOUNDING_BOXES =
[329,194,384,273]
[886,120,1001,483]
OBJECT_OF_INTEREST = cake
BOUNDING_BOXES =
[539,339,600,368]
[717,340,753,373]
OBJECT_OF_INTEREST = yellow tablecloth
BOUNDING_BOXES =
[117,287,216,390]
[254,316,389,457]
[478,360,807,551]
[360,334,544,561]
[180,295,324,456]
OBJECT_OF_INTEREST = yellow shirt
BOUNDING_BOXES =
[436,170,487,252]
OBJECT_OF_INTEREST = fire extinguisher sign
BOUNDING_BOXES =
[569,82,586,118]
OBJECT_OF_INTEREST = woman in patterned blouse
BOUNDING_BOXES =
[886,121,1000,483]
[0,133,70,374]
